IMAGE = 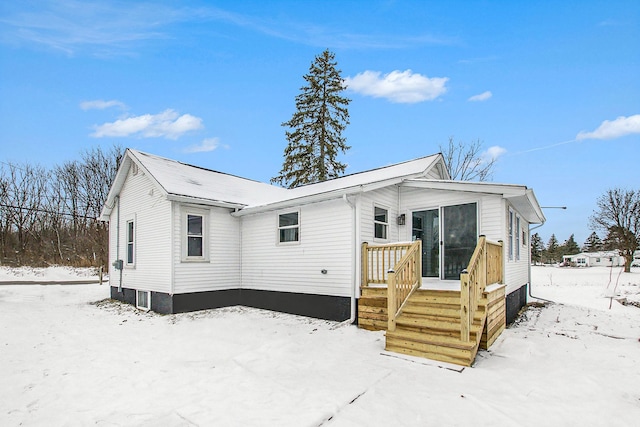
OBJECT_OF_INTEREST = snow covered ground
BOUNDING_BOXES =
[0,266,102,283]
[0,266,639,426]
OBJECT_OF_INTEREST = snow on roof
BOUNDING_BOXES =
[129,150,288,207]
[101,150,444,216]
[286,155,441,198]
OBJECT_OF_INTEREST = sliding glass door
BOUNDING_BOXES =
[412,203,477,280]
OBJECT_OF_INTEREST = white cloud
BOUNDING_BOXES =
[468,91,492,102]
[344,70,448,103]
[91,109,203,139]
[576,114,640,141]
[184,138,225,153]
[483,145,507,161]
[80,99,126,110]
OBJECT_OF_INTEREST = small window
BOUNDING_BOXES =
[279,212,299,243]
[374,207,388,240]
[182,209,208,262]
[187,214,204,257]
[515,216,521,260]
[508,210,514,260]
[126,220,135,265]
[136,290,150,311]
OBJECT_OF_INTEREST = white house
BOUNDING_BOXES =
[563,251,629,267]
[100,149,545,326]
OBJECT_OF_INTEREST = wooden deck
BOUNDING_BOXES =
[359,238,506,367]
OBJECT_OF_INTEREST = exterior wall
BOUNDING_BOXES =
[360,186,401,245]
[398,188,503,242]
[503,200,532,295]
[241,198,353,297]
[172,204,241,294]
[108,167,172,294]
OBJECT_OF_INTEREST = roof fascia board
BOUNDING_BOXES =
[402,179,527,197]
[167,194,245,210]
[234,177,407,217]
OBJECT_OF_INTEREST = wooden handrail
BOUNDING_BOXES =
[387,240,422,331]
[460,236,503,342]
[361,241,415,287]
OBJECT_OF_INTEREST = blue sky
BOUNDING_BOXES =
[1,0,638,245]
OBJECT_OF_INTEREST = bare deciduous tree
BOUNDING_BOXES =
[590,188,640,272]
[0,144,123,267]
[439,137,497,181]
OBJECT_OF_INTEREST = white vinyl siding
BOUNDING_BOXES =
[107,166,172,294]
[173,205,241,294]
[503,201,530,295]
[360,187,399,244]
[241,199,352,297]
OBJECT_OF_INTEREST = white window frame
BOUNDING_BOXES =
[181,207,209,262]
[126,219,135,266]
[508,209,514,261]
[136,290,150,311]
[278,210,300,245]
[515,215,521,261]
[374,205,389,241]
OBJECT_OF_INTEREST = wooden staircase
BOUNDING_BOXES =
[385,289,487,367]
[359,237,506,367]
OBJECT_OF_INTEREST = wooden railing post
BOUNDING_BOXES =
[387,270,397,331]
[361,242,369,287]
[460,269,470,342]
[497,240,504,284]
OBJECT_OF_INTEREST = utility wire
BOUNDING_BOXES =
[0,203,99,220]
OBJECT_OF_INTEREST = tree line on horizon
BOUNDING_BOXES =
[0,145,124,268]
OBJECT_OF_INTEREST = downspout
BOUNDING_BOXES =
[528,221,553,303]
[342,193,358,325]
[115,195,122,292]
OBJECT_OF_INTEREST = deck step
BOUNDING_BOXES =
[385,337,474,367]
[386,328,478,350]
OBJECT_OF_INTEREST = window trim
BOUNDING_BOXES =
[515,215,521,261]
[277,210,300,245]
[126,218,135,266]
[181,207,209,262]
[136,290,150,311]
[374,205,389,241]
[508,209,514,261]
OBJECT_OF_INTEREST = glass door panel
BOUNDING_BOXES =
[442,203,477,280]
[412,209,439,277]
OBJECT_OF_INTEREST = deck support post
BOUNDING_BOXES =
[361,242,369,288]
[387,270,397,331]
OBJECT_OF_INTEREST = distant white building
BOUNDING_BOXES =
[563,251,626,267]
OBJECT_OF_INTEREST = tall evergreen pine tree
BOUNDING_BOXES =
[272,50,351,188]
[563,234,580,255]
[582,231,603,252]
[530,233,544,265]
[545,234,560,263]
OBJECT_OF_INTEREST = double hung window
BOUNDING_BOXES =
[279,212,299,243]
[182,208,208,261]
[126,220,135,265]
[374,207,388,240]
